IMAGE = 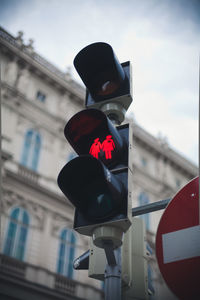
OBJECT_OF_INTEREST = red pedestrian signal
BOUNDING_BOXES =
[89,135,115,160]
[64,108,127,169]
[102,135,115,159]
[89,138,102,159]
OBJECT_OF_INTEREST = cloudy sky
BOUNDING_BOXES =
[0,0,199,165]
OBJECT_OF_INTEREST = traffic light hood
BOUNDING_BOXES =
[73,42,127,101]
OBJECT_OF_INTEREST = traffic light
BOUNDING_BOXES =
[74,42,133,124]
[57,108,133,236]
[57,42,133,237]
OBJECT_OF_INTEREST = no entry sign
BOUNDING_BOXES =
[156,177,200,299]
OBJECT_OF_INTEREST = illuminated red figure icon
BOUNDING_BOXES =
[89,138,102,159]
[102,135,115,159]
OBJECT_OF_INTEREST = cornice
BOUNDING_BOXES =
[132,123,198,177]
[132,162,179,198]
[0,26,84,104]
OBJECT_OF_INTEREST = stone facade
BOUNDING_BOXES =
[0,26,198,300]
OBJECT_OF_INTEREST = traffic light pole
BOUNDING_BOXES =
[92,226,124,300]
[103,242,122,300]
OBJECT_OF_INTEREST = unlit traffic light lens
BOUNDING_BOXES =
[57,156,126,222]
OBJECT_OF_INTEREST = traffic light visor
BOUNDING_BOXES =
[73,42,126,101]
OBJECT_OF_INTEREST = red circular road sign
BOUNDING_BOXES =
[156,177,200,300]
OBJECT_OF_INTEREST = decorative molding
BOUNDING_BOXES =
[0,26,85,103]
[2,188,46,230]
[51,212,73,237]
[1,82,70,140]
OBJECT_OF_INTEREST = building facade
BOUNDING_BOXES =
[0,26,198,300]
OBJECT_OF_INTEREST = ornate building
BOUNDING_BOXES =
[0,26,198,299]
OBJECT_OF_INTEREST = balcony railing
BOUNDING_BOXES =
[55,273,76,295]
[18,164,39,184]
[0,254,103,300]
[0,254,26,277]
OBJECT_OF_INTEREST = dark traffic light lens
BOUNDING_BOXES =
[57,156,126,222]
[82,179,113,220]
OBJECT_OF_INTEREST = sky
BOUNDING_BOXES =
[0,0,199,165]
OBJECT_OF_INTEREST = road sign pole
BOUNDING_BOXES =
[104,244,122,300]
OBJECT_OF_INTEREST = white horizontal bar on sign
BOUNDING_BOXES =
[162,225,200,264]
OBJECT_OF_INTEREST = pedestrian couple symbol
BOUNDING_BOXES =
[89,135,115,160]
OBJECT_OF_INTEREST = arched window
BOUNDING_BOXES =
[3,207,30,261]
[138,192,150,230]
[21,129,41,171]
[57,228,76,278]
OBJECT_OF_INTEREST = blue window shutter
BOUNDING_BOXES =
[61,228,67,240]
[3,208,20,256]
[57,229,67,274]
[57,242,66,274]
[57,229,76,278]
[4,221,17,256]
[16,210,29,260]
[31,132,41,171]
[68,232,76,278]
[23,210,29,225]
[16,226,27,260]
[21,130,33,167]
[3,207,29,261]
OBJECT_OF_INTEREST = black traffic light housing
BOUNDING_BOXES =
[58,42,133,236]
[74,42,132,124]
[57,109,133,236]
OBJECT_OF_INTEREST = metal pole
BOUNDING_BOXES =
[104,241,121,300]
[132,198,171,216]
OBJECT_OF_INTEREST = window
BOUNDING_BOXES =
[36,91,46,102]
[21,129,41,172]
[57,228,76,278]
[3,207,30,261]
[138,192,150,230]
